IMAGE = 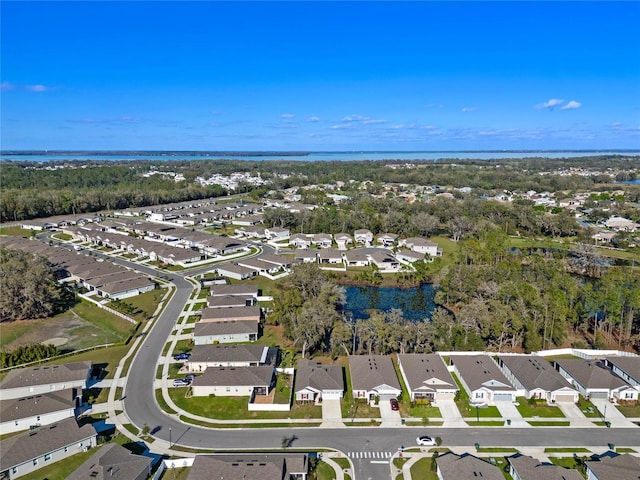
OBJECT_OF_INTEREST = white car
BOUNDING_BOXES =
[172,379,189,387]
[416,436,436,446]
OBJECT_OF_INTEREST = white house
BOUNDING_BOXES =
[397,354,458,403]
[0,362,92,401]
[294,360,344,403]
[0,389,79,434]
[190,366,275,397]
[399,237,442,257]
[349,355,402,402]
[353,229,373,245]
[264,227,290,241]
[451,355,517,404]
[192,320,259,345]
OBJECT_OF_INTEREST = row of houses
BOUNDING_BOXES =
[0,237,156,300]
[215,254,293,280]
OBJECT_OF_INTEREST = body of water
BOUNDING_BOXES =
[343,284,436,322]
[2,150,639,163]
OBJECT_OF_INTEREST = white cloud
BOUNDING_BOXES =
[461,107,477,113]
[535,98,564,110]
[339,114,386,125]
[341,114,368,122]
[306,116,320,122]
[561,100,582,110]
[281,113,295,119]
[25,84,54,92]
[1,81,15,91]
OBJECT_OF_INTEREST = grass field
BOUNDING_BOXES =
[515,398,565,418]
[616,403,640,417]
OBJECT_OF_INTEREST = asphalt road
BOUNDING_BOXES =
[45,236,640,468]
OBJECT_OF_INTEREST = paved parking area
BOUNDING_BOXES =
[321,398,345,427]
[590,398,637,428]
[496,401,529,427]
[438,399,467,427]
[379,398,402,426]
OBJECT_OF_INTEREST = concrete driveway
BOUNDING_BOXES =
[438,399,467,427]
[590,399,637,428]
[321,398,345,427]
[379,399,402,426]
[495,402,529,427]
[556,401,595,427]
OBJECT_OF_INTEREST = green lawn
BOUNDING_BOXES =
[315,461,339,480]
[515,398,565,418]
[160,467,191,480]
[616,403,640,417]
[0,226,32,237]
[341,365,381,419]
[409,457,439,480]
[577,396,602,418]
[528,421,571,426]
[117,288,168,321]
[167,389,321,420]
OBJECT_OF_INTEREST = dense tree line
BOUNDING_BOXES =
[0,247,74,322]
[0,343,60,368]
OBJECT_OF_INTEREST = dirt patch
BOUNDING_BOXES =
[42,337,69,347]
[3,314,85,351]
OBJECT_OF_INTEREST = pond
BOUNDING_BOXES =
[343,284,437,322]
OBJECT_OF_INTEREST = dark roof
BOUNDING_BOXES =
[193,320,258,337]
[397,354,457,393]
[436,453,504,480]
[508,454,583,480]
[499,355,575,392]
[605,356,640,383]
[206,294,253,308]
[0,418,96,470]
[451,355,515,392]
[0,361,92,391]
[555,359,630,390]
[210,284,259,297]
[192,366,274,387]
[295,360,344,393]
[0,389,77,422]
[67,443,153,480]
[189,344,277,366]
[585,453,640,480]
[349,355,401,392]
[200,306,261,321]
[187,454,307,480]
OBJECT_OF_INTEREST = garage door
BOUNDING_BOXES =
[589,391,609,399]
[493,393,513,402]
[554,394,576,403]
[437,392,456,401]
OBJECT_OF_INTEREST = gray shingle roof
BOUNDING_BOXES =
[0,361,92,390]
[189,344,277,366]
[67,443,153,480]
[586,453,640,480]
[605,356,640,384]
[436,452,504,480]
[349,355,401,392]
[498,355,574,392]
[0,388,77,422]
[397,354,457,393]
[508,454,583,480]
[295,360,344,393]
[193,320,258,337]
[555,359,630,390]
[192,366,274,387]
[186,454,307,480]
[210,284,259,297]
[200,305,261,321]
[0,418,96,470]
[451,355,515,392]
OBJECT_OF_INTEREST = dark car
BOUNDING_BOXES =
[185,374,196,382]
[173,352,191,361]
[390,398,399,411]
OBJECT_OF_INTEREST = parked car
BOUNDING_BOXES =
[416,436,436,446]
[173,352,191,361]
[185,374,196,382]
[172,379,189,387]
[390,398,399,411]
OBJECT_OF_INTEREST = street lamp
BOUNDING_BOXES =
[169,427,172,448]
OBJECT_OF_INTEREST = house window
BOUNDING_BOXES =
[44,453,51,461]
[625,392,633,399]
[64,446,68,452]
[37,415,41,422]
[226,387,231,392]
[15,421,19,426]
[33,459,38,466]
[475,392,484,399]
[12,467,18,474]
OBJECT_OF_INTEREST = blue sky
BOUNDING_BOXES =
[2,1,639,151]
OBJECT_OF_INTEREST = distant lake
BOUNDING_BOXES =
[343,284,436,322]
[2,150,639,162]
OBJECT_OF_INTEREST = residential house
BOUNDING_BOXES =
[354,229,373,245]
[210,284,259,299]
[199,306,262,323]
[368,249,400,270]
[185,453,308,480]
[603,356,640,388]
[294,360,344,403]
[498,355,579,403]
[264,227,291,241]
[585,453,640,480]
[206,294,255,309]
[376,233,398,247]
[508,454,583,480]
[604,216,638,232]
[0,389,79,434]
[67,443,153,480]
[399,237,442,257]
[436,452,504,480]
[349,355,402,402]
[256,254,293,271]
[216,263,258,280]
[0,361,92,401]
[193,320,259,345]
[554,359,638,401]
[295,249,318,263]
[186,344,278,372]
[334,233,353,249]
[190,366,275,397]
[312,233,333,248]
[318,248,344,265]
[396,249,426,263]
[289,234,311,249]
[450,355,517,404]
[0,418,97,480]
[237,258,281,275]
[397,354,458,403]
[343,249,369,267]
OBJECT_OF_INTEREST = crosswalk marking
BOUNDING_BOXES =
[347,451,394,459]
